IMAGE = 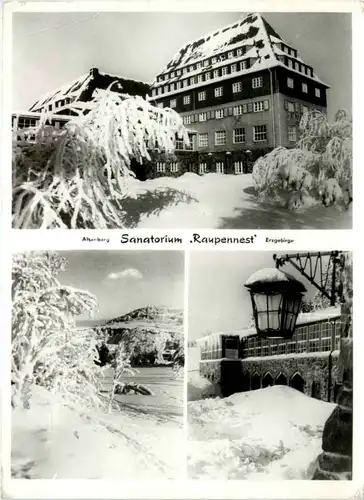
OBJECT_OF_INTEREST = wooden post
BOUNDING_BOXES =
[313,253,353,480]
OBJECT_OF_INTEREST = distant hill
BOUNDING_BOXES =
[101,305,183,345]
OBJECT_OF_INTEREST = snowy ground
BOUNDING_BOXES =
[12,367,183,479]
[188,386,335,480]
[125,173,352,229]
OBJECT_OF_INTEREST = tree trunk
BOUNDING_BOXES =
[312,253,353,480]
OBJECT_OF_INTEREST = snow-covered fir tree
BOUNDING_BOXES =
[252,110,352,210]
[13,89,190,229]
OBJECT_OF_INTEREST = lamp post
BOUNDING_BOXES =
[245,251,353,480]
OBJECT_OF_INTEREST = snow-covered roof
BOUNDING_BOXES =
[29,68,151,113]
[151,13,328,90]
[196,307,341,342]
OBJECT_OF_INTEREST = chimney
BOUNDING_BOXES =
[90,68,99,78]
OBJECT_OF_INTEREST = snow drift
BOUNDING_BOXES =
[188,385,335,480]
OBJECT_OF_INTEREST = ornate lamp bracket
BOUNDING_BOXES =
[273,251,342,306]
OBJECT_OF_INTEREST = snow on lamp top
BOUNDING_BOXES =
[245,267,306,293]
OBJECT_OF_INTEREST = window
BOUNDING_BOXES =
[240,60,248,71]
[302,105,308,115]
[233,105,242,116]
[198,74,203,83]
[170,99,176,108]
[183,68,188,74]
[287,101,295,112]
[214,86,223,97]
[204,60,209,67]
[198,133,208,147]
[183,80,188,88]
[288,126,297,142]
[170,162,179,173]
[287,342,296,354]
[198,91,206,101]
[253,101,264,112]
[176,82,181,90]
[252,76,263,88]
[190,65,195,72]
[212,57,217,64]
[233,128,245,143]
[163,86,168,93]
[215,130,226,145]
[205,72,211,81]
[183,115,191,125]
[287,59,293,69]
[183,95,190,105]
[237,48,243,56]
[216,162,224,173]
[156,162,166,173]
[175,138,184,150]
[196,63,201,69]
[234,161,244,174]
[171,72,175,78]
[253,125,267,142]
[190,77,196,85]
[213,69,219,78]
[151,89,156,97]
[177,70,181,76]
[315,88,321,98]
[199,112,207,122]
[157,87,162,95]
[295,62,299,71]
[231,64,237,73]
[157,102,164,109]
[215,109,224,119]
[222,67,228,76]
[287,77,294,88]
[232,81,242,93]
[302,83,308,93]
[199,162,207,174]
[228,51,233,59]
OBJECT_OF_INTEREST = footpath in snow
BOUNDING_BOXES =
[188,385,335,480]
[124,173,351,230]
[12,367,183,479]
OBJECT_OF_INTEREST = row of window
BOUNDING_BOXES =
[283,56,314,78]
[35,96,74,113]
[155,46,249,84]
[152,64,260,97]
[196,125,268,146]
[286,77,320,97]
[156,161,246,175]
[181,99,269,124]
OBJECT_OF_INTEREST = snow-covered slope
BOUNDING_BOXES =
[188,385,335,480]
[103,306,183,344]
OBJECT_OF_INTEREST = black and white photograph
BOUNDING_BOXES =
[11,250,185,479]
[11,11,352,229]
[187,250,352,480]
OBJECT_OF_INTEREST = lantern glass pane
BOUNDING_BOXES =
[254,292,282,331]
[282,295,301,332]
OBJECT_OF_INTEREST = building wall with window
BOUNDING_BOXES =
[197,308,341,401]
[150,13,329,176]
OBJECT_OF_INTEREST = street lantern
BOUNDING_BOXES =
[244,268,307,339]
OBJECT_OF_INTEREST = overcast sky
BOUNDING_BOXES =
[57,250,184,324]
[12,12,352,120]
[188,251,331,340]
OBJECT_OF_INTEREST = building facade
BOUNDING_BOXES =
[150,13,329,176]
[196,307,341,402]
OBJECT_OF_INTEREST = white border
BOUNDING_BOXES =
[1,1,363,499]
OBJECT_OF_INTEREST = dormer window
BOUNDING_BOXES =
[170,83,175,91]
[231,64,237,73]
[176,81,181,89]
[196,62,201,69]
[222,67,228,76]
[205,72,211,81]
[190,65,195,72]
[204,60,209,67]
[294,62,299,71]
[177,70,181,76]
[163,86,168,93]
[228,51,233,58]
[198,74,203,83]
[183,68,188,74]
[213,69,219,78]
[237,48,243,56]
[190,76,196,85]
[171,72,175,78]
[287,59,293,69]
[212,57,217,64]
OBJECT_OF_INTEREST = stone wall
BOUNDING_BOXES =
[241,351,340,402]
[200,351,341,402]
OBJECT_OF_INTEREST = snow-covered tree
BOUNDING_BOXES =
[13,89,190,229]
[252,110,352,210]
[107,344,136,413]
[11,251,104,409]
